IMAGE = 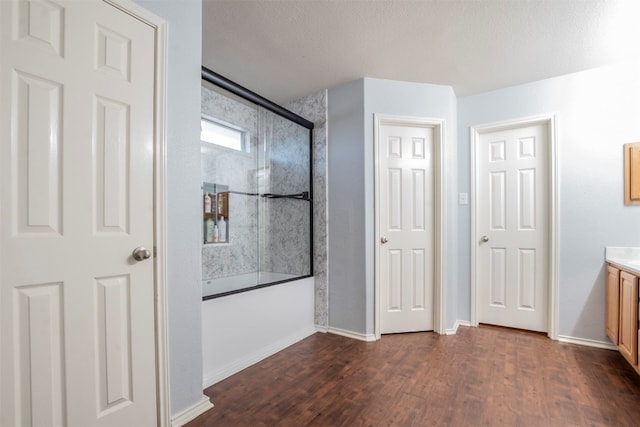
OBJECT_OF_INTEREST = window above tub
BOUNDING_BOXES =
[200,114,249,152]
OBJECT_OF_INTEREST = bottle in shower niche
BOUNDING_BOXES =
[205,217,214,243]
[213,224,219,243]
[218,216,226,242]
[203,193,212,216]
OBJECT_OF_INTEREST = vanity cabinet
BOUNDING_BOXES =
[606,263,640,370]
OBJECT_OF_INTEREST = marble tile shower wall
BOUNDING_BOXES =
[201,87,259,280]
[286,91,328,328]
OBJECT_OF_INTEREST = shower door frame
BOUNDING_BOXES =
[201,66,314,299]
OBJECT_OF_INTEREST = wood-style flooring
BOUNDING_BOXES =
[187,325,640,426]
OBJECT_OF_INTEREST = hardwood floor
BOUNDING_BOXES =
[188,325,640,426]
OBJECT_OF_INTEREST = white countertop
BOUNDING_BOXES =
[606,247,640,276]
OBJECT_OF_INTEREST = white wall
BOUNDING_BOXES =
[133,0,204,417]
[202,278,316,387]
[457,60,640,342]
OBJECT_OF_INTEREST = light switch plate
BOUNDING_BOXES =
[459,192,469,205]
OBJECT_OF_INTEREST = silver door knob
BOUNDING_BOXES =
[132,246,151,261]
[381,236,388,244]
[480,235,489,243]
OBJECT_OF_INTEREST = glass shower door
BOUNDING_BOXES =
[257,107,312,286]
[201,76,313,299]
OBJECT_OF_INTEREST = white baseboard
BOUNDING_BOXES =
[445,320,472,335]
[202,327,316,389]
[440,322,616,351]
[171,395,213,427]
[327,326,377,342]
[557,335,617,350]
[315,324,328,333]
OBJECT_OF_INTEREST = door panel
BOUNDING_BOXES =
[490,171,506,230]
[411,169,425,230]
[388,249,402,311]
[1,1,158,425]
[388,168,402,230]
[16,282,66,427]
[489,248,507,306]
[14,70,64,235]
[379,123,433,334]
[95,95,131,234]
[477,123,549,332]
[518,169,536,229]
[95,274,133,415]
[411,249,426,309]
[518,249,536,309]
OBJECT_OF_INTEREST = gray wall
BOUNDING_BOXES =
[133,0,204,417]
[363,78,458,333]
[457,60,640,341]
[327,79,367,333]
[328,78,458,335]
[329,64,640,342]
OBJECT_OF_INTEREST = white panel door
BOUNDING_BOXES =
[379,123,434,334]
[0,1,158,426]
[477,123,549,332]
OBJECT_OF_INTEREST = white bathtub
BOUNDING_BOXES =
[202,276,315,388]
[202,271,302,297]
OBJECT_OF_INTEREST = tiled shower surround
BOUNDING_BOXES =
[201,84,328,327]
[286,91,328,327]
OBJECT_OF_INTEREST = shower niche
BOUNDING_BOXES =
[202,182,229,244]
[201,67,313,299]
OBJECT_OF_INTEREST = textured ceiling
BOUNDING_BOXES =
[202,0,640,104]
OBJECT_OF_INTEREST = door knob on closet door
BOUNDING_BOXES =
[381,236,388,244]
[132,246,151,261]
[480,235,489,243]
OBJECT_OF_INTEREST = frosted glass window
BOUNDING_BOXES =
[201,116,248,152]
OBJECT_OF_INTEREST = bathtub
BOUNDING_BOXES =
[203,271,304,298]
[202,276,315,388]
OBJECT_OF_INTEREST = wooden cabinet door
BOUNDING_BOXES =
[619,271,638,365]
[624,142,640,205]
[606,265,620,344]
